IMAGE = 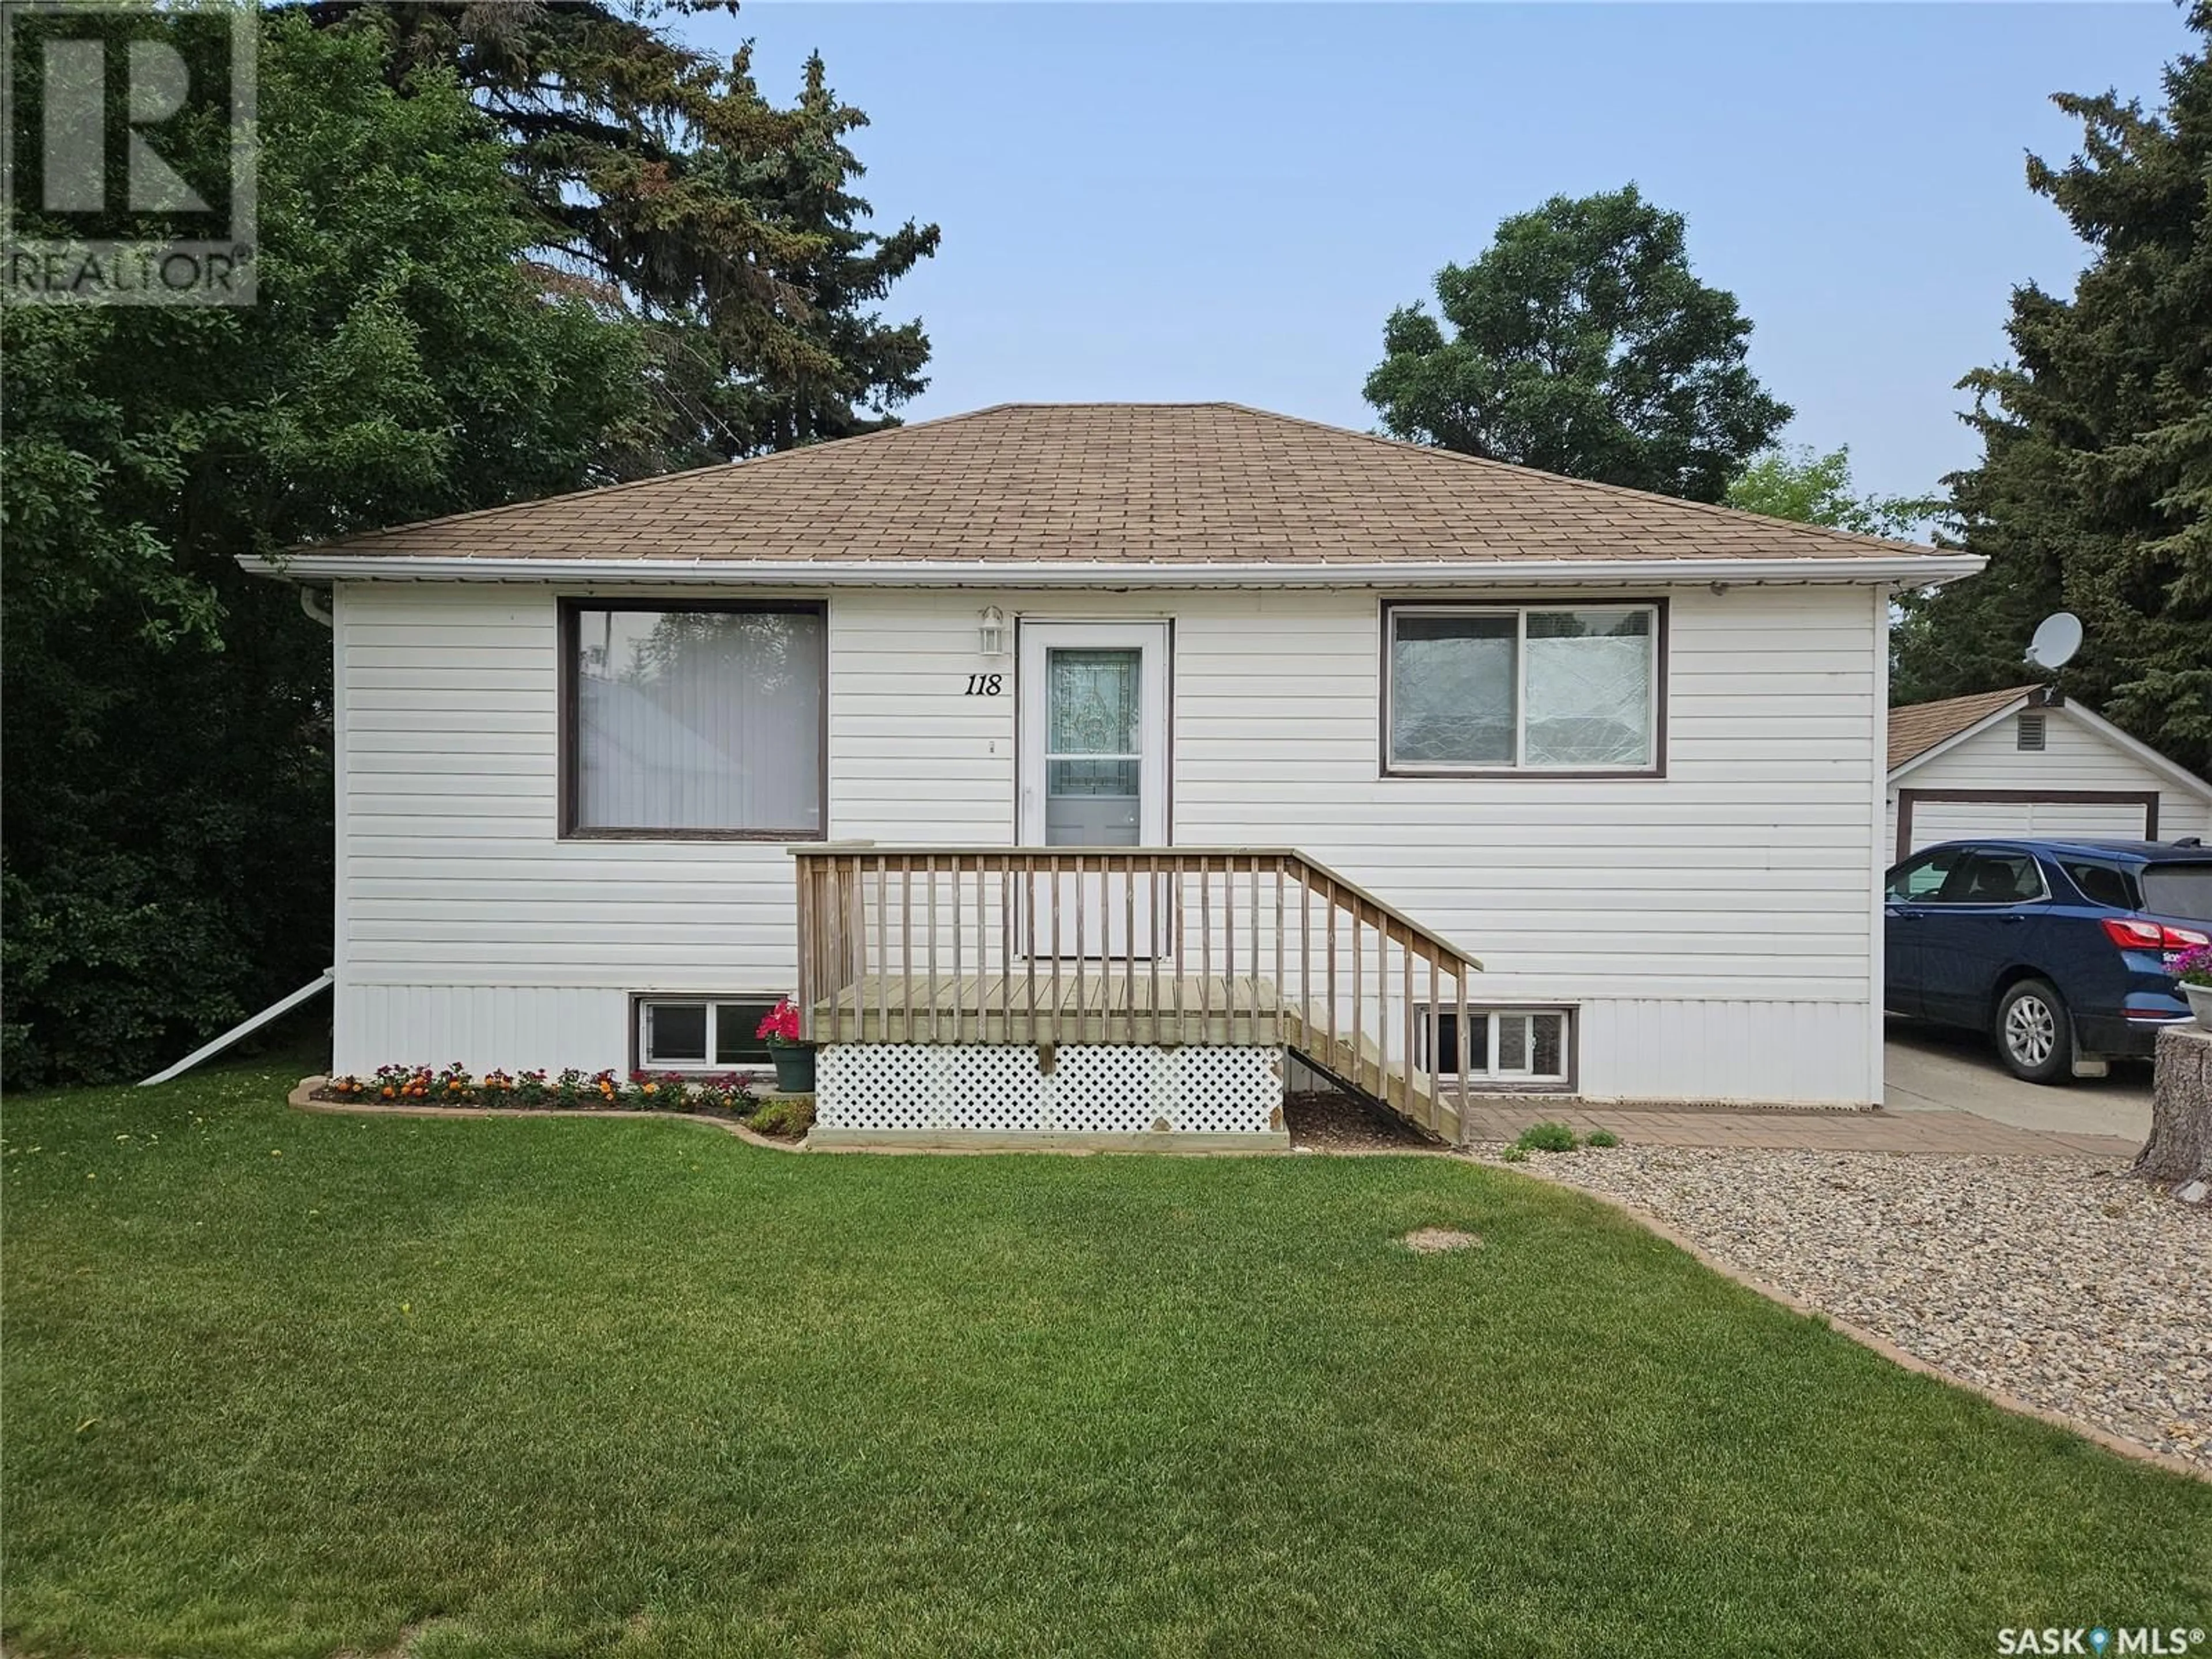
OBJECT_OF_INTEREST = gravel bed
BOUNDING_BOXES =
[1479,1145,2212,1468]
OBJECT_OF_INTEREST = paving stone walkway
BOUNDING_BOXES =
[1457,1103,2139,1161]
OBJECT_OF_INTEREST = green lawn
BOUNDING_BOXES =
[4,1067,2207,1658]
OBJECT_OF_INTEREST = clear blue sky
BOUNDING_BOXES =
[694,3,2192,501]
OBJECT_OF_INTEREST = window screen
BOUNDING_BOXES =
[644,1001,709,1065]
[713,1001,775,1065]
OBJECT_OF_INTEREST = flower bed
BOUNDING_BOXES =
[315,1063,803,1131]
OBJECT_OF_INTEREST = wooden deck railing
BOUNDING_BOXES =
[791,846,1483,1136]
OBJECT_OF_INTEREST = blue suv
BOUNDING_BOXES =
[1884,838,2212,1083]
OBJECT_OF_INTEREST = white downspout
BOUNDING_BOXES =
[299,586,335,628]
[138,971,335,1085]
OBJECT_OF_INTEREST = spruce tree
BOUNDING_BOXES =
[304,1,940,462]
[1893,5,2212,775]
[703,53,940,453]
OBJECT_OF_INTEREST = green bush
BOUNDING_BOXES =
[1511,1121,1578,1154]
[1585,1128,1620,1149]
[1498,1145,1531,1164]
[749,1096,817,1139]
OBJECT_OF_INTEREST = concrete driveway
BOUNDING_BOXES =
[1884,1017,2153,1143]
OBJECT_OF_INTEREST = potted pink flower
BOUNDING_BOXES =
[2174,944,2212,1032]
[759,997,815,1093]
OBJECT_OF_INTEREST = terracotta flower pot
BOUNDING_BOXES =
[771,1045,816,1094]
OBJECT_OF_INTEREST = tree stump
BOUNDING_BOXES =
[2135,1025,2212,1187]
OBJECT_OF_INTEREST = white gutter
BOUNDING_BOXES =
[242,552,1984,589]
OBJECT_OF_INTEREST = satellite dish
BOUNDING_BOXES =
[2025,612,2082,672]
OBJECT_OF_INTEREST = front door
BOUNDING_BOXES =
[1018,622,1169,957]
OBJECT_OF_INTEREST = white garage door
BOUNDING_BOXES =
[1906,796,2154,854]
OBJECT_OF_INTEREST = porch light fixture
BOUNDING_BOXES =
[978,605,1007,656]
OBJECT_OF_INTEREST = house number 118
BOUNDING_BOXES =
[963,674,1003,696]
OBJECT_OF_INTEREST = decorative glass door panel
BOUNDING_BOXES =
[1018,623,1169,957]
[1045,648,1142,846]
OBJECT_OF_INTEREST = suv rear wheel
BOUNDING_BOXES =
[1994,978,2073,1085]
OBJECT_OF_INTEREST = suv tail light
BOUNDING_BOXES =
[2101,916,2212,950]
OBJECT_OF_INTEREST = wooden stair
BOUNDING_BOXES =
[1283,1000,1461,1145]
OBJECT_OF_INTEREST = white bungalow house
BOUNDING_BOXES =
[1888,686,2212,863]
[247,404,1978,1143]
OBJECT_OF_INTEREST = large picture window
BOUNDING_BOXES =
[563,601,825,838]
[1385,603,1662,774]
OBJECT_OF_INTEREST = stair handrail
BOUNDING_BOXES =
[792,843,1482,975]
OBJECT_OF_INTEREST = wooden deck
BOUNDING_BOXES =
[812,972,1285,1046]
[792,847,1484,1143]
[808,971,1464,1145]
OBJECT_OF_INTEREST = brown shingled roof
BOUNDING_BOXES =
[1888,685,2037,771]
[290,403,1961,566]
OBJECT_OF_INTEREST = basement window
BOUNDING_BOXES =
[635,997,778,1070]
[2017,711,2047,751]
[1416,1006,1574,1088]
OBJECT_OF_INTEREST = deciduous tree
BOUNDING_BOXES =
[1364,185,1790,502]
[2,16,653,1084]
[1726,445,1937,539]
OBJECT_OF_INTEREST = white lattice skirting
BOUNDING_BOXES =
[817,1045,1283,1137]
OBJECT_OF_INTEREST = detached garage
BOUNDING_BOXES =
[1887,685,2212,862]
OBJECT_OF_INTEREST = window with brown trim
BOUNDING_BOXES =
[1384,601,1662,775]
[561,600,826,839]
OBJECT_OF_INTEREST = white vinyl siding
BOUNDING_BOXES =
[334,580,1887,1103]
